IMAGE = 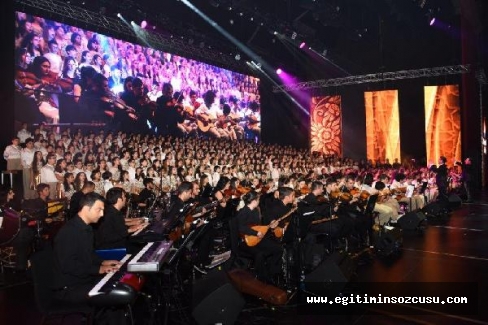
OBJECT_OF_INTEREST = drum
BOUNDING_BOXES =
[0,207,21,245]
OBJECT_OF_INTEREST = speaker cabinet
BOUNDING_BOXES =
[192,270,245,325]
[448,194,462,208]
[304,252,355,296]
[397,211,426,230]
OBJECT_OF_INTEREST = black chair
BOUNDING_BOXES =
[30,246,93,325]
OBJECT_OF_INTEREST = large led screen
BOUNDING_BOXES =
[14,12,261,141]
[424,85,461,166]
[364,90,401,164]
[310,95,342,157]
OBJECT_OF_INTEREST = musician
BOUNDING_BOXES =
[30,56,61,123]
[68,181,95,220]
[461,157,474,203]
[301,180,351,244]
[155,83,184,137]
[245,101,261,142]
[237,190,282,284]
[189,181,217,272]
[435,156,449,202]
[0,188,19,211]
[216,104,238,140]
[95,188,144,250]
[361,173,395,225]
[263,186,295,236]
[53,192,126,324]
[13,183,49,271]
[194,90,221,138]
[173,92,197,137]
[166,181,194,236]
[137,178,156,210]
[132,78,153,134]
[78,73,112,124]
[390,173,424,211]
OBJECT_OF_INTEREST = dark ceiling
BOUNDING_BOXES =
[20,0,488,79]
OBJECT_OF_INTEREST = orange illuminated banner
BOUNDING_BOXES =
[310,96,342,156]
[424,85,461,166]
[364,90,401,164]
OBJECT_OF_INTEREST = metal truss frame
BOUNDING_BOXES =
[14,0,247,72]
[272,65,471,93]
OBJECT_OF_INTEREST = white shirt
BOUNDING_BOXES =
[40,164,57,183]
[104,179,113,193]
[21,148,35,168]
[212,172,221,187]
[17,129,32,143]
[3,145,21,160]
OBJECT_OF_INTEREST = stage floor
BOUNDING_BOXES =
[1,198,488,325]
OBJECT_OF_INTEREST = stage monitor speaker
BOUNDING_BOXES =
[423,202,443,217]
[374,227,403,256]
[304,252,355,296]
[192,269,245,325]
[397,211,426,230]
[448,194,462,208]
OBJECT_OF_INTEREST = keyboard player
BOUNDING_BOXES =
[53,192,126,324]
[95,187,146,251]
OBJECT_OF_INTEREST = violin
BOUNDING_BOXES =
[101,92,139,120]
[223,188,240,199]
[300,185,310,195]
[16,70,73,92]
[316,195,329,203]
[237,185,251,195]
[138,94,157,110]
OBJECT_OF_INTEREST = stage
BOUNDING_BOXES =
[1,198,488,325]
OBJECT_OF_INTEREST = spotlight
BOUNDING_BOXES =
[239,12,243,16]
[250,17,254,21]
[235,54,241,61]
[276,68,282,75]
[117,13,122,18]
[273,31,278,35]
[429,17,436,26]
[291,32,297,40]
[131,21,135,25]
[299,42,306,49]
[141,20,147,29]
[230,19,234,25]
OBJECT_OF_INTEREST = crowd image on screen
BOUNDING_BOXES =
[14,12,261,142]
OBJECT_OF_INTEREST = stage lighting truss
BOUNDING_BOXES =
[14,0,247,72]
[272,65,471,93]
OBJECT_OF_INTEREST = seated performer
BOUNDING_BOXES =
[53,192,126,324]
[13,183,50,271]
[166,181,194,239]
[237,190,282,284]
[95,187,145,250]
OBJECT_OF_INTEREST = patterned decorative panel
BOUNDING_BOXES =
[424,85,461,166]
[310,96,342,156]
[364,90,401,163]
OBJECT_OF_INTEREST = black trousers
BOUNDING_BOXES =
[12,227,35,270]
[54,281,128,325]
[239,236,282,282]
